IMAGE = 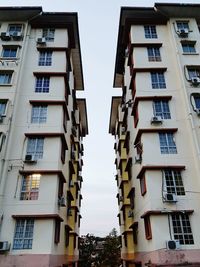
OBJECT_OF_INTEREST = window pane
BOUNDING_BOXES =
[144,25,157,38]
[31,105,47,123]
[151,72,166,89]
[0,73,12,84]
[159,133,177,154]
[153,100,171,119]
[13,219,34,250]
[35,77,50,93]
[147,47,161,61]
[194,97,200,109]
[26,138,44,159]
[43,28,55,41]
[38,51,52,66]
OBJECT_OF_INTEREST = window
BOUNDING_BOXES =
[144,25,157,39]
[20,174,41,200]
[153,100,171,119]
[164,170,185,195]
[194,96,200,109]
[159,132,177,154]
[54,220,61,244]
[144,216,152,240]
[26,138,44,159]
[35,77,50,93]
[38,51,52,66]
[176,21,189,31]
[8,24,22,35]
[2,47,17,58]
[171,213,194,245]
[0,100,7,116]
[13,219,34,249]
[43,28,55,41]
[182,43,196,53]
[31,105,47,123]
[0,73,12,85]
[188,69,200,79]
[140,176,146,196]
[147,47,161,61]
[151,72,166,89]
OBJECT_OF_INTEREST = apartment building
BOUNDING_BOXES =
[0,7,88,267]
[109,3,200,267]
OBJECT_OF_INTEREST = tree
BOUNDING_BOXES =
[99,228,121,267]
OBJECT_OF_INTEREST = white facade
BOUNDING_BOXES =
[0,7,88,267]
[110,4,200,267]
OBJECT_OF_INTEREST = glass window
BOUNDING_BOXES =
[20,174,41,200]
[147,47,161,61]
[0,100,7,115]
[43,28,55,41]
[176,21,189,31]
[194,96,200,109]
[0,73,12,85]
[159,132,177,154]
[8,24,22,35]
[26,138,44,159]
[182,43,196,53]
[188,69,200,79]
[171,214,194,245]
[35,77,50,93]
[31,105,47,123]
[151,72,166,89]
[164,170,185,195]
[144,25,157,39]
[38,51,52,66]
[153,100,171,119]
[13,219,34,249]
[2,47,17,58]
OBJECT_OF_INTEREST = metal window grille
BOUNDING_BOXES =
[182,44,196,53]
[151,72,166,89]
[31,105,47,123]
[159,133,177,154]
[8,24,22,35]
[13,219,34,249]
[43,28,55,41]
[2,48,17,58]
[20,174,40,200]
[0,73,12,84]
[164,170,185,195]
[153,100,171,119]
[38,51,52,66]
[171,214,194,245]
[188,69,200,79]
[144,25,157,38]
[177,22,189,30]
[147,47,161,61]
[35,77,50,93]
[26,138,44,159]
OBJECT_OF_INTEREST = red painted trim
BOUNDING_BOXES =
[12,214,63,221]
[19,170,66,183]
[132,95,172,115]
[141,209,194,218]
[132,67,167,78]
[134,128,178,145]
[137,165,185,179]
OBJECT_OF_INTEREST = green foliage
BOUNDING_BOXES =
[79,229,121,267]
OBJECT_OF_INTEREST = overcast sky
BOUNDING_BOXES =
[0,0,200,236]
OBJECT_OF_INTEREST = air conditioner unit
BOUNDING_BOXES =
[164,193,177,202]
[24,154,37,163]
[151,116,163,124]
[166,240,180,250]
[37,37,46,44]
[128,210,134,218]
[58,196,66,207]
[191,77,200,86]
[135,154,142,164]
[119,196,123,202]
[0,32,11,41]
[0,241,10,252]
[177,28,189,37]
[12,31,22,40]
